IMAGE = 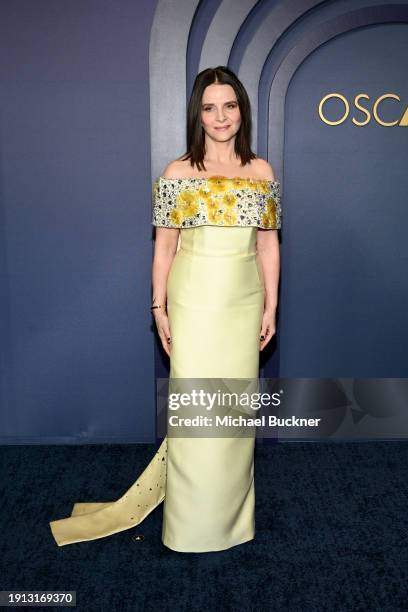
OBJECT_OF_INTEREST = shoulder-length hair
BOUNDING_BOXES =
[179,66,257,171]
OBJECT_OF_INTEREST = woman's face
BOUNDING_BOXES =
[200,83,241,142]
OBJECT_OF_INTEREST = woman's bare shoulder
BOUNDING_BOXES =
[161,158,193,179]
[250,157,276,181]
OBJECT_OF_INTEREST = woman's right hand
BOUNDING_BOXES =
[153,309,172,357]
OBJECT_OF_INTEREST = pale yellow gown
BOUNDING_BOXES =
[49,175,281,552]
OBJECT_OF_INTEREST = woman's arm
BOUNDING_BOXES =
[253,158,281,350]
[151,160,183,355]
[256,229,280,312]
[256,229,280,350]
[152,227,179,306]
[152,161,182,307]
[152,227,179,357]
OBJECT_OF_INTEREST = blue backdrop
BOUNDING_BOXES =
[1,0,407,444]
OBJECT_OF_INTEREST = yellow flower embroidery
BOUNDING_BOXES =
[266,196,277,209]
[208,209,224,223]
[257,181,270,194]
[177,190,196,204]
[198,188,210,200]
[222,193,237,208]
[223,210,237,225]
[205,198,221,213]
[170,208,184,225]
[244,180,256,191]
[231,178,249,189]
[207,176,231,193]
[176,190,199,217]
[261,198,278,227]
[152,176,281,229]
[184,201,199,217]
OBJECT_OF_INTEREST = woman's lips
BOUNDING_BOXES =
[214,125,230,131]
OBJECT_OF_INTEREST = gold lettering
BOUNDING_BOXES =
[373,94,400,126]
[352,94,370,126]
[398,104,408,126]
[318,93,349,125]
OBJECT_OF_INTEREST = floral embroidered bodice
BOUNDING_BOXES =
[151,176,282,230]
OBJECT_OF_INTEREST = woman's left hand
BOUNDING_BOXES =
[259,308,276,351]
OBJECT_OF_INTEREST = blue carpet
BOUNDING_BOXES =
[1,440,408,611]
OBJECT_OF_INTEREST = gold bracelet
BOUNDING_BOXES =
[151,304,166,311]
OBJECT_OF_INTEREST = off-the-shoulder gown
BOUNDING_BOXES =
[49,175,281,552]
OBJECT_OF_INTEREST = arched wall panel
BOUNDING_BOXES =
[150,0,408,405]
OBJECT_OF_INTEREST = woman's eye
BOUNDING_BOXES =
[203,104,237,111]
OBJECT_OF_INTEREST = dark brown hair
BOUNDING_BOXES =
[179,66,257,171]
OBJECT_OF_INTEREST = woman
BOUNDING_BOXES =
[49,66,281,552]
